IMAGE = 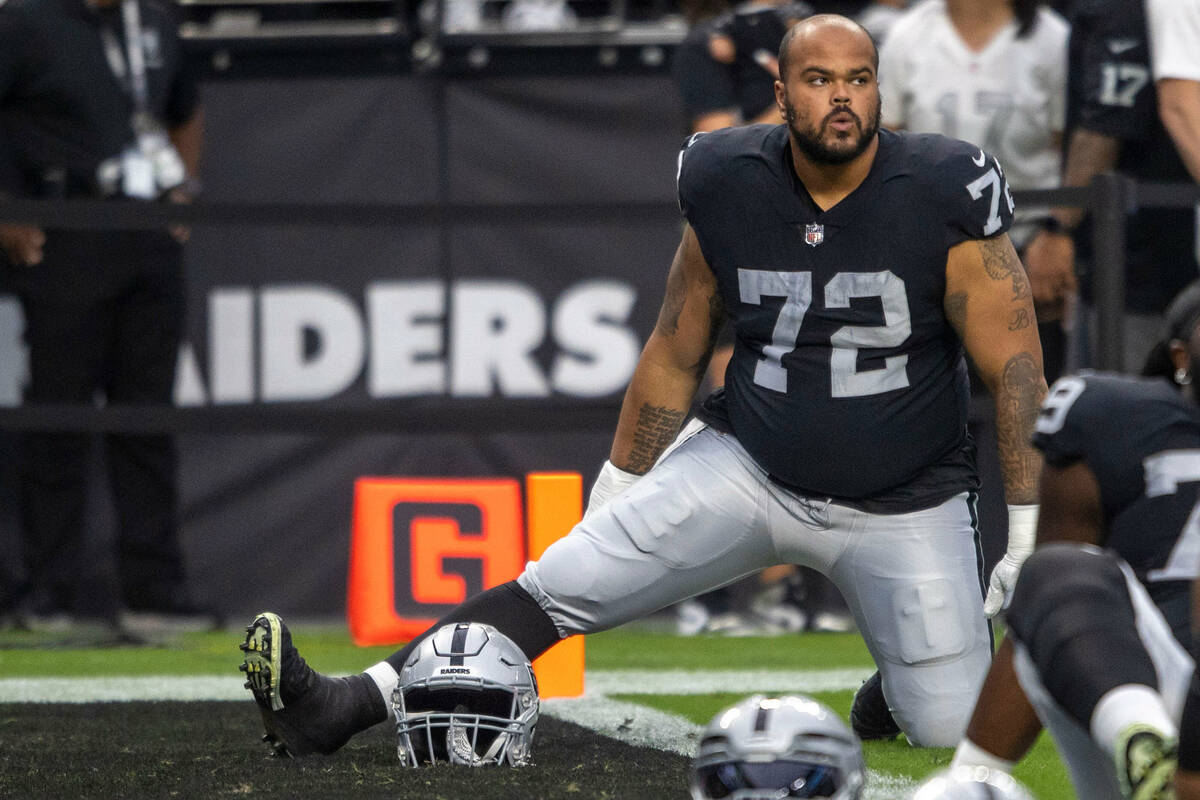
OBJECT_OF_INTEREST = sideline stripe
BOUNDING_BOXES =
[0,668,873,703]
[543,696,699,755]
[588,667,872,695]
[0,676,245,703]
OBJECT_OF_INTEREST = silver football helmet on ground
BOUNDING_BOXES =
[392,622,538,767]
[691,694,866,799]
[909,766,1034,800]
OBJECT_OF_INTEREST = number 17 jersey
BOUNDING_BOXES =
[679,124,1015,512]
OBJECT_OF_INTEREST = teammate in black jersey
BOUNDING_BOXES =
[235,14,1048,757]
[953,283,1200,800]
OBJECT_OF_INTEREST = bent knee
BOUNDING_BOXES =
[897,704,974,747]
[884,647,990,748]
[1008,543,1126,645]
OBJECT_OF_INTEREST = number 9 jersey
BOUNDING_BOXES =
[1034,371,1200,641]
[678,124,1015,511]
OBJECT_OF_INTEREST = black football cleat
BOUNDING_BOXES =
[239,611,381,757]
[849,670,901,741]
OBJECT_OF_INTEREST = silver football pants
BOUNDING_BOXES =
[517,422,992,746]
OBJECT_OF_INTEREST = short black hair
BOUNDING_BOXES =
[777,14,879,84]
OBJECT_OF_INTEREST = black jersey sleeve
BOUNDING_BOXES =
[1069,1,1156,140]
[913,134,1016,249]
[676,128,727,222]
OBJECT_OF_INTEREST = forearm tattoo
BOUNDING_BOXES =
[995,352,1045,504]
[980,238,1031,302]
[626,404,687,473]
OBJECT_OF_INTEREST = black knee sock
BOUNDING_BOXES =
[383,581,562,675]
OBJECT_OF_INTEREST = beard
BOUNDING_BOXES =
[785,94,881,165]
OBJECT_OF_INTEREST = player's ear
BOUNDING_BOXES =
[774,81,787,121]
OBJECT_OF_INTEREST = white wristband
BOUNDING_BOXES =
[585,459,641,519]
[1005,504,1039,559]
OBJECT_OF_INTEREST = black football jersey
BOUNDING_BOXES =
[1033,372,1200,641]
[680,125,1015,510]
[1065,0,1196,313]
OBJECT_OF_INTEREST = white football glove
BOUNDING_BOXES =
[983,504,1039,618]
[584,460,641,520]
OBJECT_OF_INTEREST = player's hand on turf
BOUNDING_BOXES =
[585,460,641,520]
[1022,229,1075,322]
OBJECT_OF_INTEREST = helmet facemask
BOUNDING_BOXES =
[392,623,539,768]
[395,678,538,766]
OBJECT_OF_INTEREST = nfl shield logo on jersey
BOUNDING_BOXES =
[804,223,824,247]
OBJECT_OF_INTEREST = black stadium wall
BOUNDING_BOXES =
[0,55,1008,619]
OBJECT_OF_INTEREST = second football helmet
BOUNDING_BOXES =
[392,622,538,767]
[691,694,866,799]
[909,766,1034,800]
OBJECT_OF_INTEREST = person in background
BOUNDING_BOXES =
[880,0,1069,382]
[0,0,213,633]
[1026,0,1198,374]
[674,0,812,134]
[1148,0,1200,192]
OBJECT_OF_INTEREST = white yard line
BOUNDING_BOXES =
[0,668,872,703]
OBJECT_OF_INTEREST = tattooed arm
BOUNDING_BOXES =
[944,233,1047,505]
[609,225,725,474]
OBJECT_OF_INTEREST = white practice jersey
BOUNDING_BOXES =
[1148,0,1200,82]
[879,0,1068,214]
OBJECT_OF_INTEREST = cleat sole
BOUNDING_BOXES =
[239,612,285,712]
